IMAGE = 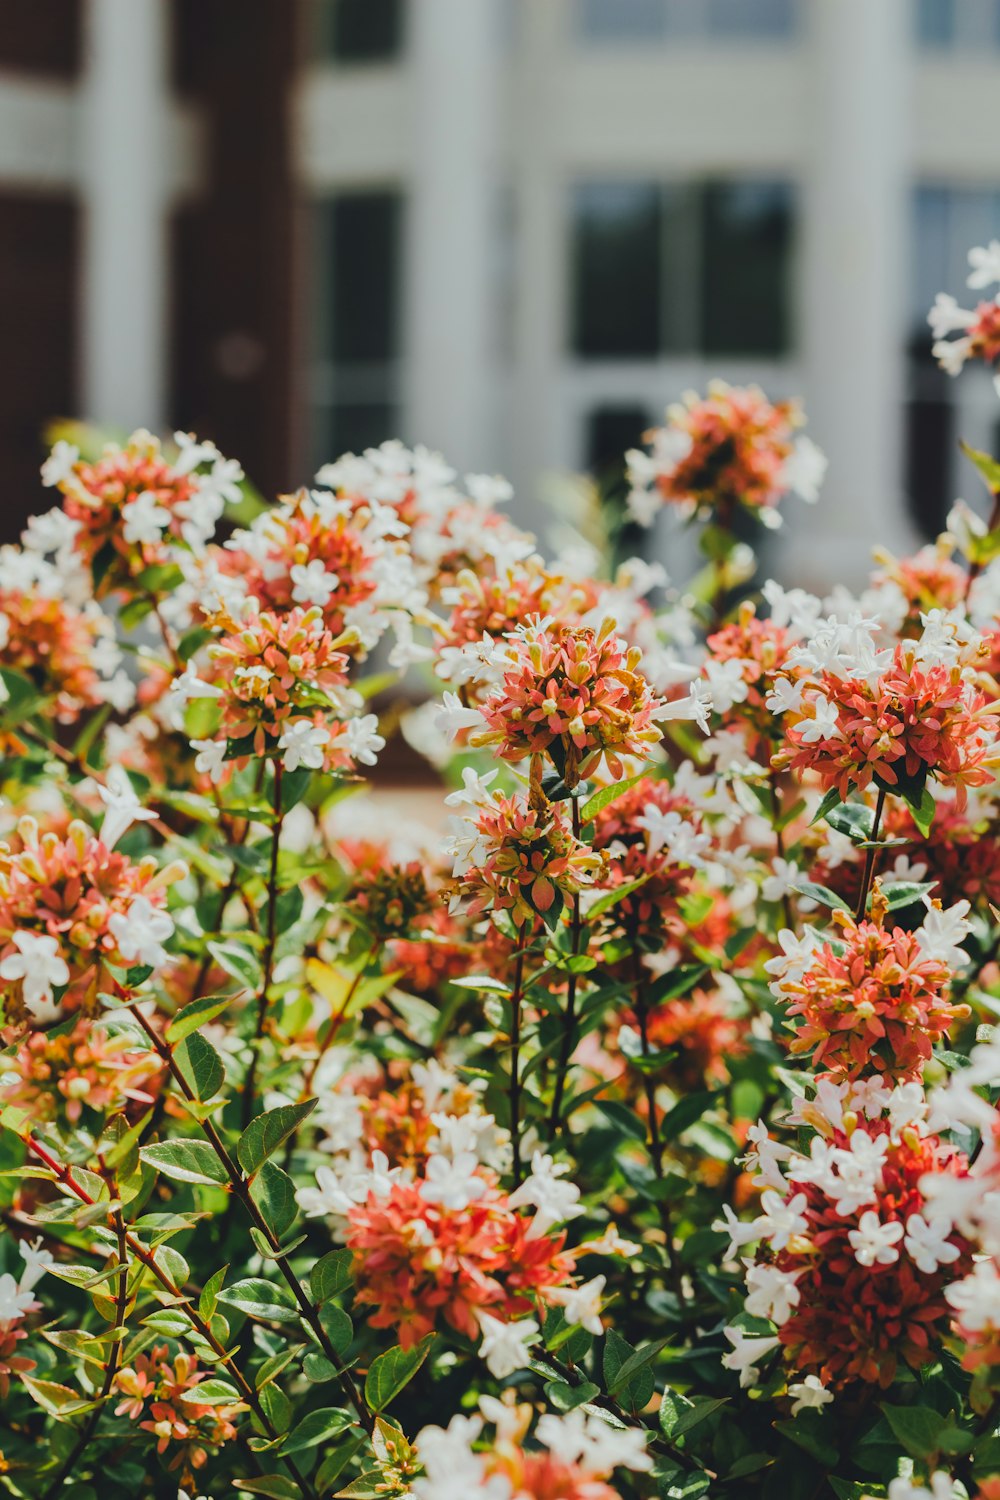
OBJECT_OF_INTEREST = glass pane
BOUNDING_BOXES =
[701,180,793,356]
[911,185,1000,343]
[316,193,402,364]
[916,0,954,45]
[585,403,651,477]
[571,182,661,357]
[313,403,398,468]
[576,0,667,40]
[706,0,796,37]
[314,0,403,62]
[660,183,701,353]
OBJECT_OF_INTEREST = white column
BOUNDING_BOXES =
[403,0,502,473]
[80,0,170,433]
[788,0,917,590]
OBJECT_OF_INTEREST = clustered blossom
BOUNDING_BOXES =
[765,894,971,1082]
[471,619,666,787]
[412,1398,651,1500]
[0,817,182,1023]
[41,429,242,590]
[177,604,384,777]
[114,1345,244,1476]
[626,380,826,527]
[444,787,605,924]
[929,239,1000,378]
[722,1098,973,1390]
[771,619,1000,806]
[217,483,424,656]
[0,1238,50,1399]
[0,1017,163,1126]
[589,775,710,939]
[699,604,793,758]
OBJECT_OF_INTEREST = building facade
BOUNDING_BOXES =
[2,0,999,584]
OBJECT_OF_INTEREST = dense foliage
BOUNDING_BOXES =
[3,245,1000,1500]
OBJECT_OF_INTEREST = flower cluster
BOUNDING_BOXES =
[626,380,826,526]
[114,1345,244,1476]
[0,816,182,1023]
[929,239,1000,378]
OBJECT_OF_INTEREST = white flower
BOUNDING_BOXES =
[507,1151,583,1236]
[756,1189,808,1251]
[170,664,224,706]
[766,676,804,715]
[108,895,174,969]
[945,1260,1000,1332]
[191,738,228,784]
[342,714,385,768]
[967,239,1000,290]
[97,669,137,714]
[761,857,801,904]
[928,291,975,340]
[764,928,821,989]
[98,765,158,851]
[744,1262,801,1325]
[545,1274,606,1335]
[784,435,826,503]
[40,440,80,488]
[888,1474,960,1500]
[795,693,842,744]
[713,1203,763,1258]
[18,1238,53,1291]
[443,766,499,810]
[848,1210,904,1266]
[278,720,329,772]
[635,804,710,867]
[0,1272,36,1323]
[721,1327,779,1388]
[122,491,171,545]
[903,1214,961,1275]
[915,899,972,969]
[291,559,339,607]
[0,931,70,1016]
[476,1312,538,1378]
[788,1374,833,1416]
[419,1151,486,1211]
[434,690,485,740]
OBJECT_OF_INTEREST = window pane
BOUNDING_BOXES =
[313,403,398,467]
[571,182,661,357]
[706,0,795,37]
[917,0,954,45]
[316,194,401,363]
[660,184,701,353]
[314,0,403,62]
[701,180,793,356]
[577,0,666,40]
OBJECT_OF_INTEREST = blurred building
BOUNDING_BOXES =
[2,0,1000,584]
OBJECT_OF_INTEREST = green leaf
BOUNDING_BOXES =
[281,1407,354,1457]
[579,773,646,824]
[21,1374,95,1417]
[219,1278,299,1323]
[178,625,215,662]
[789,881,851,913]
[605,1337,667,1399]
[596,1100,648,1143]
[545,1378,600,1411]
[880,881,935,912]
[175,1031,226,1103]
[448,974,512,995]
[824,801,875,842]
[660,1090,714,1141]
[364,1336,434,1412]
[319,1301,354,1355]
[902,783,936,838]
[586,876,650,921]
[250,1160,298,1239]
[166,993,232,1043]
[179,1378,241,1405]
[670,1395,729,1438]
[648,964,708,1003]
[310,1248,355,1303]
[207,939,262,989]
[880,1403,946,1461]
[237,1099,318,1177]
[199,1265,228,1321]
[775,1411,839,1467]
[810,786,843,826]
[233,1479,300,1500]
[139,1140,228,1187]
[961,439,1000,494]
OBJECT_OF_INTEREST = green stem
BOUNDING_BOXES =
[548,797,583,1138]
[242,762,284,1128]
[854,784,887,922]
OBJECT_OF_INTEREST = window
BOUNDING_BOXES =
[577,0,796,42]
[310,192,403,467]
[312,0,404,63]
[907,186,1000,534]
[570,179,794,359]
[916,0,1000,48]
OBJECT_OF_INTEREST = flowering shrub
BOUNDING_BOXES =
[6,250,1000,1500]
